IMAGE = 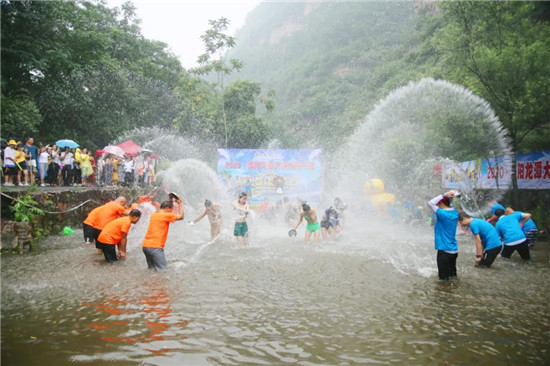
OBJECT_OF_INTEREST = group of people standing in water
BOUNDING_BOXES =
[82,194,184,271]
[82,190,349,270]
[428,191,538,281]
[82,190,257,270]
[82,186,538,277]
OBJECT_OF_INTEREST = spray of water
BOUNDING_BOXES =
[332,77,512,216]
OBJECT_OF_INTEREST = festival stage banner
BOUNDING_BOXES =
[217,149,322,205]
[516,151,550,189]
[443,160,481,189]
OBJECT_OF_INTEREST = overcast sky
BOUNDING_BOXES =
[107,0,261,69]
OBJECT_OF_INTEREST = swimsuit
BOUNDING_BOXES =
[304,213,320,232]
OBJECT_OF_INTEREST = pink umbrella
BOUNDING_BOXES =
[102,145,125,157]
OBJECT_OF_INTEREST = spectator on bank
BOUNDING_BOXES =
[123,156,134,186]
[104,155,113,186]
[88,151,96,186]
[80,148,93,187]
[38,146,49,187]
[112,156,119,186]
[48,145,60,186]
[15,143,29,186]
[60,147,73,186]
[134,154,144,187]
[72,148,82,185]
[145,156,155,187]
[96,155,105,186]
[23,137,38,186]
[117,157,125,187]
[3,140,18,186]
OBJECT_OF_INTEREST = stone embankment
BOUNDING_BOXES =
[1,186,147,252]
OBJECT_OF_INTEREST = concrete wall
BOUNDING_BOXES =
[1,187,149,251]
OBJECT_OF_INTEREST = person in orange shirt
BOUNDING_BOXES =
[97,209,142,263]
[138,187,160,210]
[141,196,184,271]
[91,197,131,250]
[82,205,102,245]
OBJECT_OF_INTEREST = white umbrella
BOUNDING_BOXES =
[103,145,126,157]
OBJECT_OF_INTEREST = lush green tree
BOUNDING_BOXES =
[1,0,182,150]
[433,1,550,198]
[224,80,271,147]
[435,1,550,154]
[190,17,244,147]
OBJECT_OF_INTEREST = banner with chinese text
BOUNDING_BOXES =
[516,151,550,189]
[217,149,322,205]
[443,151,549,189]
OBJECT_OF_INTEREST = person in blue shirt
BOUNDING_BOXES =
[23,137,38,186]
[505,207,538,247]
[487,202,505,225]
[459,213,502,268]
[428,191,460,280]
[495,209,532,260]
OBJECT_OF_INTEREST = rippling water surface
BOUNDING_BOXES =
[2,215,549,365]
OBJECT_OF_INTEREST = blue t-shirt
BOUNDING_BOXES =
[469,218,502,251]
[491,203,505,215]
[24,144,38,160]
[496,212,526,245]
[522,217,537,233]
[434,208,459,252]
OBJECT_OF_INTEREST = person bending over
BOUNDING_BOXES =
[459,212,502,268]
[96,209,142,263]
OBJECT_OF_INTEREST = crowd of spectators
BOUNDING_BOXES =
[2,137,157,188]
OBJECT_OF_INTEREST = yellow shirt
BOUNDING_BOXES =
[15,150,26,164]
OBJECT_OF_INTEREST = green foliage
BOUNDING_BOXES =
[224,80,269,147]
[9,194,45,223]
[190,17,246,148]
[229,1,549,156]
[432,1,550,153]
[1,0,182,150]
[0,93,42,139]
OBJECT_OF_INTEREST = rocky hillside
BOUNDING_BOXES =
[230,1,425,150]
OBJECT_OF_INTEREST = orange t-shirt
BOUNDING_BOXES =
[94,201,126,230]
[97,216,132,245]
[83,206,102,227]
[141,211,178,249]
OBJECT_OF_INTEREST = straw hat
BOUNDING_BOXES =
[7,140,16,146]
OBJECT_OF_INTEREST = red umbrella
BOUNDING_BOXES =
[117,140,142,157]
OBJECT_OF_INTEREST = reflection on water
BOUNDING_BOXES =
[2,216,549,365]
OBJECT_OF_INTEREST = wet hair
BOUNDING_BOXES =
[458,212,471,222]
[160,200,174,209]
[439,197,451,206]
[238,192,247,198]
[204,199,212,207]
[129,209,142,217]
[302,203,310,212]
[495,209,505,218]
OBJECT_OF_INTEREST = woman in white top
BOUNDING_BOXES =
[38,146,50,186]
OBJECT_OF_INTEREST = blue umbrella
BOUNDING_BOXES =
[56,139,79,149]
